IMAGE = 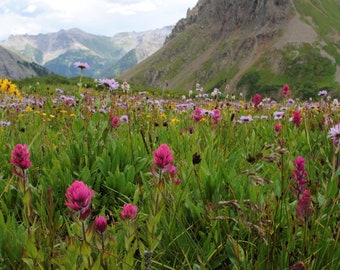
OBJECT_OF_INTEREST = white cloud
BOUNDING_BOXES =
[0,0,198,40]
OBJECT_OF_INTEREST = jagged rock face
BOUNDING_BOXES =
[168,0,291,42]
[0,46,50,79]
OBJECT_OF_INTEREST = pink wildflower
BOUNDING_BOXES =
[10,144,31,171]
[120,203,138,220]
[282,84,291,98]
[290,111,302,126]
[274,124,282,132]
[292,156,308,197]
[253,94,262,108]
[164,164,179,177]
[296,189,313,220]
[153,144,174,169]
[65,180,94,220]
[192,108,203,121]
[212,109,221,124]
[95,216,108,234]
[110,115,120,128]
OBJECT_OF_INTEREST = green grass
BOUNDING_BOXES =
[1,78,340,269]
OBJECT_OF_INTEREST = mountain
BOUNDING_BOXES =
[0,45,50,79]
[118,0,340,98]
[0,27,172,78]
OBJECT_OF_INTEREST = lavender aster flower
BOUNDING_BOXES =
[97,78,120,91]
[328,123,340,146]
[73,62,90,70]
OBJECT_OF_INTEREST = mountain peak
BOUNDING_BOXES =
[118,0,340,96]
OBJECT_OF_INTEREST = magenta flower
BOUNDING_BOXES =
[292,156,308,197]
[164,164,179,177]
[274,124,282,132]
[110,115,120,128]
[153,144,174,169]
[212,109,221,124]
[120,203,138,220]
[253,94,262,107]
[11,144,31,178]
[282,84,291,98]
[65,180,94,220]
[192,107,203,121]
[296,189,313,220]
[11,144,31,170]
[73,61,90,70]
[290,111,302,126]
[95,216,108,234]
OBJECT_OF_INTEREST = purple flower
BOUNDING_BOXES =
[73,62,90,70]
[318,90,328,96]
[97,78,119,91]
[328,123,340,146]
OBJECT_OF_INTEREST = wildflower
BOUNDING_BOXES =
[153,144,174,169]
[97,78,119,91]
[121,81,130,93]
[11,144,31,171]
[95,216,108,234]
[110,115,120,128]
[318,90,328,96]
[192,107,203,121]
[0,121,11,126]
[73,62,90,70]
[328,123,340,146]
[273,111,284,120]
[253,94,262,107]
[290,111,302,126]
[292,156,308,197]
[296,189,313,220]
[237,115,253,123]
[120,115,129,123]
[65,180,94,220]
[290,261,306,270]
[282,84,291,98]
[164,164,179,177]
[274,124,282,132]
[120,203,138,220]
[212,109,221,124]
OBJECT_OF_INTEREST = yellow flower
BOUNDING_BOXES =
[59,110,67,114]
[171,118,180,124]
[50,114,55,118]
[69,113,76,117]
[25,106,33,112]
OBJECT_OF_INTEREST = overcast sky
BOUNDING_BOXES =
[0,0,198,41]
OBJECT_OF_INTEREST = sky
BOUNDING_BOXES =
[0,0,198,41]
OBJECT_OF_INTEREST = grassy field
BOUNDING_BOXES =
[1,77,340,269]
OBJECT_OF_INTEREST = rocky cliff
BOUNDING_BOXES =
[118,0,340,97]
[0,46,50,80]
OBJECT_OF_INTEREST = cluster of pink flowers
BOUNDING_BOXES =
[65,180,95,220]
[120,203,138,220]
[282,84,291,98]
[291,156,313,221]
[109,114,129,128]
[253,93,262,109]
[192,107,203,121]
[192,107,221,124]
[290,111,302,126]
[152,144,180,184]
[10,144,31,178]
